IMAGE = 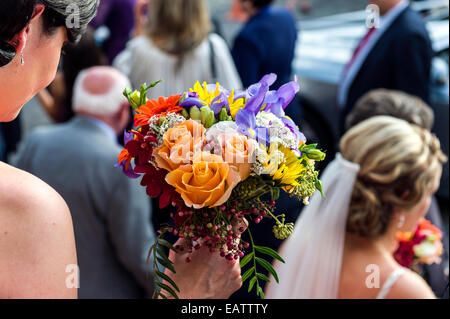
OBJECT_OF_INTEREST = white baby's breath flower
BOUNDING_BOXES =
[148,113,185,146]
[256,111,298,150]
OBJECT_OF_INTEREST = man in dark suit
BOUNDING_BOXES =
[232,0,298,90]
[338,0,433,130]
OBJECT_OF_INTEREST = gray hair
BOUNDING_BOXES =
[41,0,99,43]
[72,66,131,116]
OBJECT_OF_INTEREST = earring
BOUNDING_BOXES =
[21,53,24,66]
[397,214,405,228]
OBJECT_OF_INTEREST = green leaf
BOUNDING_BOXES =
[147,245,154,265]
[254,246,286,264]
[304,143,318,150]
[157,257,176,274]
[148,79,163,89]
[139,83,147,106]
[248,277,257,293]
[241,267,255,282]
[240,252,254,268]
[257,286,265,299]
[155,270,180,293]
[256,257,279,283]
[146,246,154,279]
[156,247,171,261]
[157,238,178,252]
[315,179,325,198]
[156,282,179,299]
[256,273,270,282]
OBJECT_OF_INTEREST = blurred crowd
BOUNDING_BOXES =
[0,0,448,299]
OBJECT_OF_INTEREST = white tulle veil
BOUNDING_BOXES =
[265,153,360,299]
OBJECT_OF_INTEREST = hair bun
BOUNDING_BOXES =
[0,40,16,67]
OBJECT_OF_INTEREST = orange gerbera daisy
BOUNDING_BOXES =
[134,94,182,127]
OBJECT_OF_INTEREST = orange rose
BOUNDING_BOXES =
[153,120,206,171]
[219,133,254,181]
[165,152,241,209]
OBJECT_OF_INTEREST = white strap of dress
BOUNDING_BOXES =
[376,268,407,299]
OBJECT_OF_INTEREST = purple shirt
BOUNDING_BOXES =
[90,0,137,64]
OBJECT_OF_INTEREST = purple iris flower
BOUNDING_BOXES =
[115,131,141,178]
[207,83,230,95]
[264,76,300,117]
[264,100,284,117]
[211,92,230,116]
[124,130,134,145]
[235,109,269,145]
[281,117,306,143]
[115,161,141,179]
[244,73,278,114]
[179,97,206,108]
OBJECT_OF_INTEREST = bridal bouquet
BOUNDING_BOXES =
[117,74,325,299]
[394,218,444,270]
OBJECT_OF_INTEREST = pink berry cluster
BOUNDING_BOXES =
[164,200,276,263]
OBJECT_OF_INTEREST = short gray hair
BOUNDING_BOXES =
[72,66,131,116]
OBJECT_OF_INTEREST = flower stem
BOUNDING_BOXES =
[257,198,283,225]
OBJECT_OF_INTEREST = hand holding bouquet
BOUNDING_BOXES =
[117,74,326,298]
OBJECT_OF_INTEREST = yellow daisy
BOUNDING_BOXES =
[189,82,245,118]
[228,90,245,119]
[271,146,305,187]
[189,81,220,105]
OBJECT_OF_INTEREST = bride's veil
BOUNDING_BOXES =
[265,153,360,299]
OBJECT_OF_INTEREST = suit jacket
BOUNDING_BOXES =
[232,5,298,90]
[15,116,155,299]
[342,6,433,121]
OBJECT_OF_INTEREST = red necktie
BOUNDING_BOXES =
[342,27,377,76]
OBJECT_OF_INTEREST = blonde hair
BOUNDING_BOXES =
[341,116,447,238]
[147,0,211,66]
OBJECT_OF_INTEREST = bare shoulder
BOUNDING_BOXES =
[387,268,436,299]
[0,163,77,298]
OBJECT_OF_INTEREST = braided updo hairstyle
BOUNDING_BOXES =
[341,116,447,238]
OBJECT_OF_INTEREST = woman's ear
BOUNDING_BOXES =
[10,4,45,55]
